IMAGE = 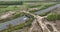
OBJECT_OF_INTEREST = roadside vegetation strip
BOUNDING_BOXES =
[47,13,60,21]
[0,15,34,32]
[39,11,51,16]
[0,1,23,5]
[0,12,24,23]
[26,3,42,8]
[0,5,9,8]
[28,3,57,13]
[0,5,20,15]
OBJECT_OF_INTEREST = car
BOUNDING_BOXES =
[25,14,30,18]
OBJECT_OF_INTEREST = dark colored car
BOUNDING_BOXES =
[25,14,30,18]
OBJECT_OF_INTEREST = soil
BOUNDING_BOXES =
[46,20,60,32]
[55,20,60,32]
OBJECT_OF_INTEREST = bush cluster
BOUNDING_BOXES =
[47,14,60,21]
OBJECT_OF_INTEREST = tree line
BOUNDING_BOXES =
[0,1,23,5]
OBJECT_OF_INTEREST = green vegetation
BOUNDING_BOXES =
[0,5,20,15]
[0,2,56,15]
[0,12,24,23]
[39,11,51,16]
[0,0,58,1]
[26,4,42,8]
[39,3,55,10]
[47,14,60,21]
[47,14,57,21]
[0,5,8,8]
[26,2,56,8]
[28,3,57,13]
[0,1,23,5]
[0,15,34,32]
[56,14,60,20]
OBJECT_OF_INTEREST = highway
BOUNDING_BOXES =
[35,4,60,14]
[0,4,60,31]
[0,16,29,31]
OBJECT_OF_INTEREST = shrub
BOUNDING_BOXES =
[47,14,57,21]
[57,14,60,20]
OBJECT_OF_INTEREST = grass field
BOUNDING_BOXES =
[24,2,57,13]
[0,2,57,15]
[0,5,20,15]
